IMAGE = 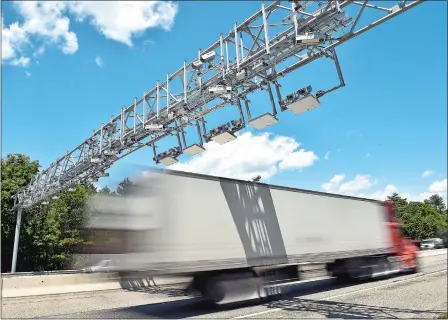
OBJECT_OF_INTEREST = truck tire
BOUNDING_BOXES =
[203,279,226,304]
[334,271,352,283]
[197,271,262,305]
[328,260,355,283]
[332,258,373,282]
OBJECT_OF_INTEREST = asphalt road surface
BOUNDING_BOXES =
[3,252,447,319]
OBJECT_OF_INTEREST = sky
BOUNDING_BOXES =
[2,1,447,203]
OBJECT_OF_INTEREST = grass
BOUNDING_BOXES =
[438,313,448,319]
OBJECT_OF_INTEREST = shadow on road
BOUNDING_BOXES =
[267,297,444,319]
[119,275,197,298]
[71,276,444,319]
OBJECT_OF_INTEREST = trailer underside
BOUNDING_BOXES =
[116,251,419,305]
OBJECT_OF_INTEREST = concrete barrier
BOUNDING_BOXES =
[1,272,191,298]
[3,249,445,298]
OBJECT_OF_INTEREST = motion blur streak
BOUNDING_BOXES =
[73,169,419,305]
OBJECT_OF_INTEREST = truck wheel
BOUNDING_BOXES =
[200,272,262,305]
[203,280,226,304]
[334,271,352,283]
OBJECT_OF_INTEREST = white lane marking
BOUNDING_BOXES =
[265,276,330,289]
[235,270,447,319]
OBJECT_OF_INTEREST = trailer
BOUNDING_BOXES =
[82,169,419,304]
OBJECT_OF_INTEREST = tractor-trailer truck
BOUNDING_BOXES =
[82,169,419,304]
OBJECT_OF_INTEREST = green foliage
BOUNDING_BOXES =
[387,194,447,240]
[387,192,409,216]
[400,202,446,240]
[1,153,100,272]
[115,178,135,196]
[1,154,39,272]
[99,186,112,195]
[424,194,446,214]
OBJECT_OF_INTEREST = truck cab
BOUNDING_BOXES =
[327,201,420,281]
[383,201,419,271]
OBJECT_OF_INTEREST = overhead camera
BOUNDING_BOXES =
[200,51,216,62]
[295,33,326,45]
[209,85,233,94]
[145,124,165,131]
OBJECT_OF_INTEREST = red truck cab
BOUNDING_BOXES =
[384,201,419,271]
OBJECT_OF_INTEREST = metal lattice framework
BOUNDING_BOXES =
[14,0,424,210]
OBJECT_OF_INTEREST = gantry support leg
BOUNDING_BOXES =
[11,207,24,273]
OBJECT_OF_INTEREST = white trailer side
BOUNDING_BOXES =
[85,170,391,273]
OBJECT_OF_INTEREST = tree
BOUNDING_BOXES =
[20,203,63,271]
[8,183,98,272]
[1,153,101,272]
[424,194,446,215]
[1,154,39,272]
[99,186,112,195]
[116,178,135,196]
[399,201,447,240]
[386,193,409,217]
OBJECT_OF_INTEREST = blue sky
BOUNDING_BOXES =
[2,1,447,201]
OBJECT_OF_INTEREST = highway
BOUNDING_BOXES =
[3,251,447,319]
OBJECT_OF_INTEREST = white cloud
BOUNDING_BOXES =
[2,19,28,61]
[16,2,79,55]
[321,174,375,195]
[321,174,345,194]
[358,184,412,202]
[324,151,330,160]
[67,1,178,46]
[321,173,447,203]
[25,71,31,78]
[321,174,397,200]
[2,1,178,66]
[362,184,398,200]
[170,132,318,181]
[33,45,45,57]
[2,2,78,65]
[428,178,447,193]
[10,56,30,67]
[278,149,318,171]
[95,56,104,67]
[422,170,434,178]
[420,178,448,203]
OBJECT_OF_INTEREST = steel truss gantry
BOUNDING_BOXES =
[10,0,424,271]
